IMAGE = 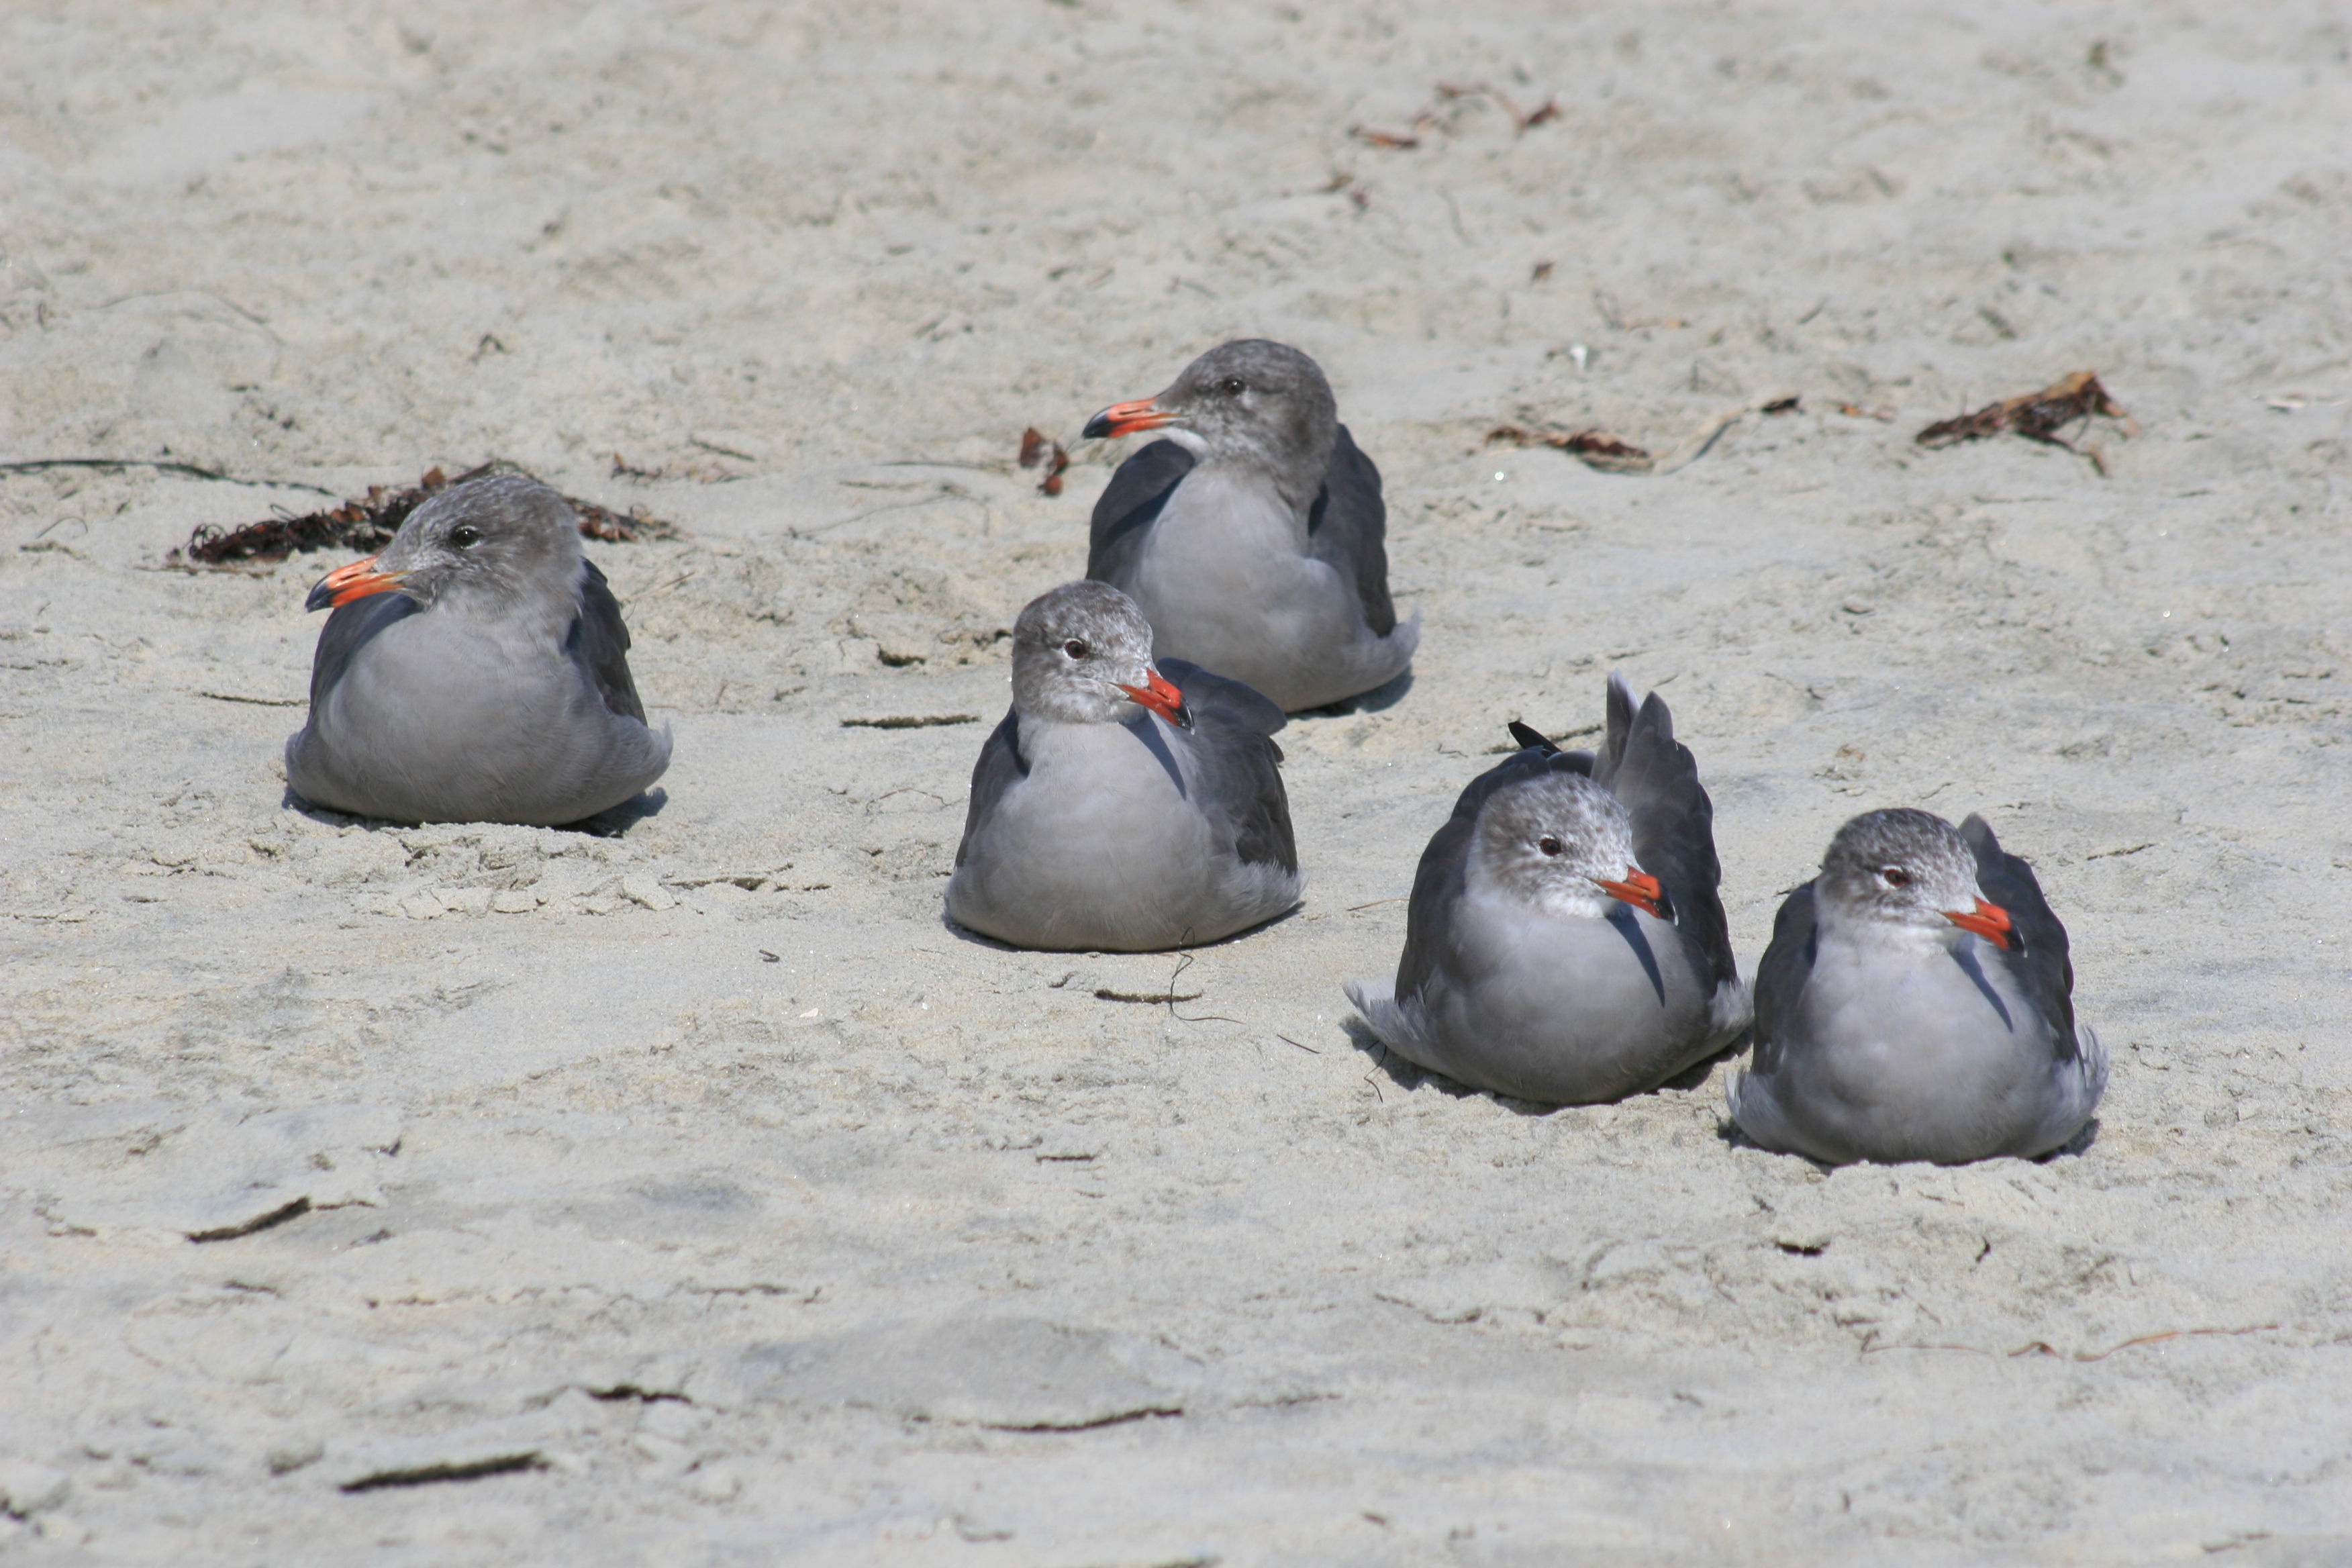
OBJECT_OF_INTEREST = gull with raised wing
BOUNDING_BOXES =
[285,472,671,826]
[1081,339,1416,712]
[946,580,1302,952]
[1346,675,1751,1103]
[1728,808,2106,1165]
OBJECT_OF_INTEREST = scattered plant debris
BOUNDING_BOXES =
[1093,986,1205,1006]
[1486,424,1655,474]
[1914,371,2136,473]
[1018,428,1070,495]
[1836,402,1896,422]
[838,714,980,730]
[1351,80,1559,151]
[1530,259,1555,283]
[1436,81,1559,133]
[609,449,740,483]
[171,462,679,567]
[1489,392,1799,477]
[0,456,340,495]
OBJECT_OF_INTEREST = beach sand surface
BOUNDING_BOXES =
[3,2,2351,1561]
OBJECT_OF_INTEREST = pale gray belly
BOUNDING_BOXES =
[289,621,667,825]
[1404,908,1716,1104]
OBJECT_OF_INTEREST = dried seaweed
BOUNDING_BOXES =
[1914,371,2137,472]
[1018,428,1071,496]
[173,462,679,567]
[1485,424,1655,474]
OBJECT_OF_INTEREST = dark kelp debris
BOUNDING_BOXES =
[1018,428,1071,496]
[1486,424,1656,474]
[1914,371,2137,473]
[173,462,680,567]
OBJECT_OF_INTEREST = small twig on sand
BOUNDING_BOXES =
[1093,952,1241,1024]
[0,456,340,497]
[1864,1323,2280,1360]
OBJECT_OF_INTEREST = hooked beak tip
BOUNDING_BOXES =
[1944,895,2017,951]
[1592,869,1666,919]
[1116,667,1191,728]
[1084,397,1176,441]
[305,556,408,612]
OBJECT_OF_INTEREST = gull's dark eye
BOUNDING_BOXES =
[1881,867,1911,887]
[1219,377,1246,396]
[1538,836,1563,857]
[449,524,483,549]
[1063,639,1089,659]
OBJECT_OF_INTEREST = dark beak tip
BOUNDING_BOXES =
[303,581,338,614]
[1081,413,1115,440]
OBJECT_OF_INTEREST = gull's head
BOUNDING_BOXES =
[1472,770,1664,922]
[1819,807,2015,950]
[1010,580,1190,729]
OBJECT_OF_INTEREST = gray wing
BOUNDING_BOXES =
[954,708,1028,868]
[308,590,421,709]
[1306,424,1395,636]
[1087,440,1196,587]
[1393,736,1596,998]
[565,558,646,723]
[1747,881,1820,1077]
[1157,658,1295,873]
[1589,674,1738,993]
[1959,814,2083,1059]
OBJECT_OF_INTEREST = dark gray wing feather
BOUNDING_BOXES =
[308,590,421,708]
[565,559,647,722]
[1157,658,1295,873]
[1087,440,1196,587]
[1306,424,1394,636]
[1959,814,2081,1059]
[1393,738,1596,998]
[1589,675,1738,991]
[1748,881,1820,1076]
[954,707,1028,868]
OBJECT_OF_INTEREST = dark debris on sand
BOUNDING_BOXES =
[1485,424,1655,474]
[172,462,681,567]
[1915,371,2137,473]
[1018,428,1071,496]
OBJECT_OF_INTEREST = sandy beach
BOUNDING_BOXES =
[5,1,2352,1561]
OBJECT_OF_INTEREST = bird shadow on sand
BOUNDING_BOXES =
[937,901,1306,954]
[1713,1112,2104,1166]
[1291,667,1414,720]
[277,785,669,836]
[1340,1014,1753,1118]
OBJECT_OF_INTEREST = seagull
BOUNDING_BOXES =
[1081,339,1417,712]
[946,580,1302,952]
[1727,808,2107,1165]
[285,471,671,826]
[1345,675,1751,1103]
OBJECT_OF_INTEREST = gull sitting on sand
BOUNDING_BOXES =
[1728,808,2107,1165]
[1081,339,1417,712]
[946,580,1302,952]
[1346,675,1751,1104]
[285,472,671,826]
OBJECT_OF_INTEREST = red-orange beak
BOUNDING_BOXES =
[1115,667,1193,729]
[305,555,410,613]
[1593,868,1666,918]
[1082,397,1179,440]
[1945,895,2016,951]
